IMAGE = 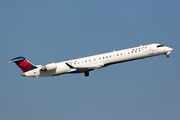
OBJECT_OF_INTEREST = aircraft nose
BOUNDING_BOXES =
[21,73,25,76]
[169,48,173,51]
[167,47,173,52]
[165,47,173,52]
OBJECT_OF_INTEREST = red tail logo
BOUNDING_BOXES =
[8,57,37,72]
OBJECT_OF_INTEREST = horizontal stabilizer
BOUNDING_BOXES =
[7,57,25,63]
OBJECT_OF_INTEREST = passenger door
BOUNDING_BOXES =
[149,47,157,55]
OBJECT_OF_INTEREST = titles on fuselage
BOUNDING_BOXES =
[132,46,147,51]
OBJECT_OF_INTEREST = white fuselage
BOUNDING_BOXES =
[23,43,173,77]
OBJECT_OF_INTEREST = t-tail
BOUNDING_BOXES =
[7,56,38,72]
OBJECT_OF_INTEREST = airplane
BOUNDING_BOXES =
[8,43,173,77]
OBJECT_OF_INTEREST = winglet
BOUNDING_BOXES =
[65,63,74,68]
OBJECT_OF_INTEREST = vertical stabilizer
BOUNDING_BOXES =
[8,56,37,72]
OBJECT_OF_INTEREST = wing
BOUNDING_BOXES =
[65,63,104,72]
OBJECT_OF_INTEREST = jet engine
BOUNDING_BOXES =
[41,63,57,71]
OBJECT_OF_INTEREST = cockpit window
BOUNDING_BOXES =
[157,44,164,47]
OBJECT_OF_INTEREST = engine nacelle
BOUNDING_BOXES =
[41,63,57,71]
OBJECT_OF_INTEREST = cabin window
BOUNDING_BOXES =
[109,55,111,58]
[117,54,119,56]
[128,52,130,54]
[99,58,101,60]
[103,57,105,59]
[94,59,96,61]
[85,60,87,62]
[89,60,91,62]
[131,51,133,53]
[106,56,108,58]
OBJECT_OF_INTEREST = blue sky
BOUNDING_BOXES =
[1,0,180,120]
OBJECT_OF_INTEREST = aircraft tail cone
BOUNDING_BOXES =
[21,73,25,76]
